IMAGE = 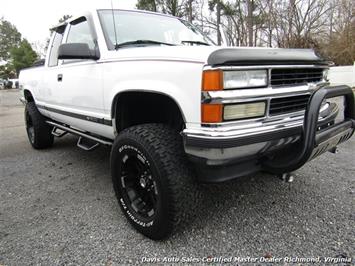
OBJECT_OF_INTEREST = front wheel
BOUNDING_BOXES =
[110,124,199,240]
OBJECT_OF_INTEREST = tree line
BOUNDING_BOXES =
[136,0,355,65]
[0,18,37,79]
[0,14,72,80]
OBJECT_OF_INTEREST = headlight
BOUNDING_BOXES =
[224,101,266,120]
[224,70,268,89]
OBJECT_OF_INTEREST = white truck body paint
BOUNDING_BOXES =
[329,64,355,88]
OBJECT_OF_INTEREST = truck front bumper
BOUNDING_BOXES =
[183,85,355,183]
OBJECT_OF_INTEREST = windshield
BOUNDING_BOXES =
[98,10,214,49]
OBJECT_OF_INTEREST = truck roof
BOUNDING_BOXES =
[50,8,176,32]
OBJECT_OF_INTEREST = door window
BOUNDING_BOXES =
[66,18,95,49]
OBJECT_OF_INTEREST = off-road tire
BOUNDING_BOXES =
[25,102,54,149]
[110,123,199,240]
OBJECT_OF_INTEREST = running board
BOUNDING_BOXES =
[77,136,100,151]
[52,127,67,137]
[46,121,113,147]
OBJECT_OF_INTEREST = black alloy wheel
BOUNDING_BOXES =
[24,102,54,149]
[119,149,158,221]
[25,111,35,144]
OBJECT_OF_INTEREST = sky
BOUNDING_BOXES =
[0,0,137,45]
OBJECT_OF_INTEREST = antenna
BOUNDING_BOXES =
[110,0,119,50]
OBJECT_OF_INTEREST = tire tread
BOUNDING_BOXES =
[111,123,200,239]
[25,102,54,149]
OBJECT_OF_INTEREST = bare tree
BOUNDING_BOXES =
[247,0,254,46]
[137,0,353,64]
[322,0,355,65]
[187,0,193,22]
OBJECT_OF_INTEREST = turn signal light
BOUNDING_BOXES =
[201,104,223,123]
[202,70,223,91]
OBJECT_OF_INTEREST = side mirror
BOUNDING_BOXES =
[58,43,99,60]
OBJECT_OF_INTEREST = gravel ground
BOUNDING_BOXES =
[0,89,354,265]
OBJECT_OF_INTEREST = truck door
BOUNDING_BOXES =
[38,26,66,118]
[48,17,110,137]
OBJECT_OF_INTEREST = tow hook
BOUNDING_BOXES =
[279,172,294,183]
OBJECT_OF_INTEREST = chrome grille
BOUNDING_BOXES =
[269,94,310,116]
[271,68,323,86]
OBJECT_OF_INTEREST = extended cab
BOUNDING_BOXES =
[19,8,355,240]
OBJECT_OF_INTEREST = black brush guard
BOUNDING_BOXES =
[263,85,355,174]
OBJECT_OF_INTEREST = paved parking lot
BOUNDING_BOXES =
[0,89,354,265]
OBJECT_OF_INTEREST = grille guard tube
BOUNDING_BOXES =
[262,85,355,174]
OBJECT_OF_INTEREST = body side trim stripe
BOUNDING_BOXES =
[36,104,112,126]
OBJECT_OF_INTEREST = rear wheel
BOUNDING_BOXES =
[25,102,54,149]
[110,124,199,240]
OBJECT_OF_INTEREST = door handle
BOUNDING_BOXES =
[57,74,63,82]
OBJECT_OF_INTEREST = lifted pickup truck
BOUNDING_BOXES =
[19,8,355,240]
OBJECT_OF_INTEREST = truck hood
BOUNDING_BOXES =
[105,46,327,66]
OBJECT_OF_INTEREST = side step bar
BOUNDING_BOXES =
[46,121,113,147]
[77,136,100,151]
[52,127,67,137]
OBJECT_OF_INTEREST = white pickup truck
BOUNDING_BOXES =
[19,8,355,240]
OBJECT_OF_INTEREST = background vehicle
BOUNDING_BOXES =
[19,8,355,240]
[5,80,13,89]
[8,79,19,89]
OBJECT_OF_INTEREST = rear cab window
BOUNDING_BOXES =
[48,26,65,67]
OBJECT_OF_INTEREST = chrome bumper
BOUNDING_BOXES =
[183,100,337,165]
[183,120,302,165]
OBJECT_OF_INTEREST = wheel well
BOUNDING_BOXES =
[112,92,185,132]
[24,90,34,102]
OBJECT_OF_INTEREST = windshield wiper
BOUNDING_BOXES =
[181,40,210,46]
[115,40,175,49]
